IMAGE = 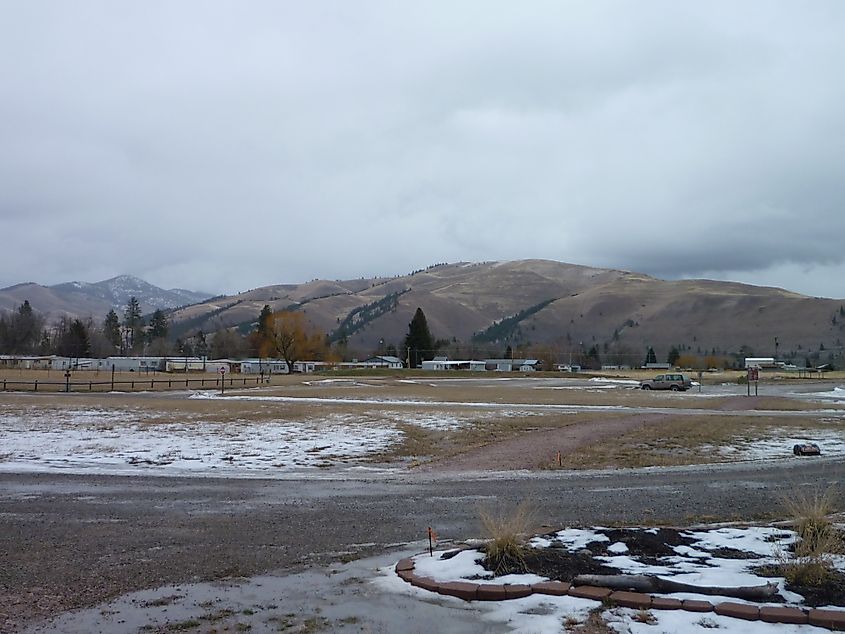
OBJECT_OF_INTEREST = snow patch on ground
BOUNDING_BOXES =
[0,408,401,476]
[589,378,641,386]
[715,428,845,460]
[807,386,845,405]
[392,527,845,632]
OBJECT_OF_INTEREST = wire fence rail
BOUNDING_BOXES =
[0,375,268,393]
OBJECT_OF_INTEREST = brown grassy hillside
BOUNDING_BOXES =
[166,260,845,362]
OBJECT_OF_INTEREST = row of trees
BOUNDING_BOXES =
[0,298,173,358]
[0,298,722,370]
[2,298,838,371]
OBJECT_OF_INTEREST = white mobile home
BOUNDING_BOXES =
[106,357,165,372]
[744,357,778,369]
[360,356,404,369]
[241,359,290,374]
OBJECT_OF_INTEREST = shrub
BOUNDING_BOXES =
[477,500,536,575]
[780,486,843,586]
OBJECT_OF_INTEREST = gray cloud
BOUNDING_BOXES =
[2,1,844,298]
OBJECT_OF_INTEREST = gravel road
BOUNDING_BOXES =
[3,456,844,631]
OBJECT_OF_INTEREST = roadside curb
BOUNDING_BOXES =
[394,557,845,630]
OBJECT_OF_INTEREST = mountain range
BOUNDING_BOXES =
[167,260,845,363]
[2,261,843,363]
[0,275,211,319]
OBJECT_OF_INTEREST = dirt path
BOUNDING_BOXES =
[419,413,670,471]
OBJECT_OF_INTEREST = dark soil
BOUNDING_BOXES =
[484,548,618,581]
[708,547,764,560]
[755,564,845,608]
[598,529,691,558]
[480,527,845,607]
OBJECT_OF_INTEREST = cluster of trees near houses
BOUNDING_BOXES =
[1,298,835,370]
[0,298,173,359]
[0,298,442,370]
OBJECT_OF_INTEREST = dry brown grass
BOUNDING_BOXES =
[370,412,604,465]
[2,372,841,469]
[567,609,615,633]
[3,368,840,411]
[477,500,536,575]
[779,486,843,586]
[555,414,841,470]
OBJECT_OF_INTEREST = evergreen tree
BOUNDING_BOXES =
[667,346,680,366]
[103,309,122,351]
[147,309,169,341]
[586,345,601,369]
[195,330,209,358]
[55,318,91,358]
[0,300,44,354]
[645,346,657,365]
[258,305,273,339]
[250,304,274,356]
[403,307,435,368]
[123,297,144,353]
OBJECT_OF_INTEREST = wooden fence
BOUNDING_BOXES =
[0,375,268,394]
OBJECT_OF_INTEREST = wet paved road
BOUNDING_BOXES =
[3,456,844,630]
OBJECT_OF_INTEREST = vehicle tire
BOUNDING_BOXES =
[670,385,680,391]
[793,444,801,456]
[641,385,651,390]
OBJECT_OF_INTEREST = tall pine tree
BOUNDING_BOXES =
[147,309,169,341]
[403,307,435,368]
[103,309,121,352]
[123,297,144,354]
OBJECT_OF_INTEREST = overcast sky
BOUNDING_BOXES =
[2,2,844,298]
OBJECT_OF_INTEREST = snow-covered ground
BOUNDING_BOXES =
[0,406,403,476]
[0,400,557,476]
[804,386,845,405]
[385,526,845,633]
[716,427,845,460]
[1,384,842,477]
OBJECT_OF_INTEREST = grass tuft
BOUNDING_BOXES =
[477,500,535,575]
[780,486,843,586]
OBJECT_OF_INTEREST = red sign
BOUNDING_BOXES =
[219,366,226,374]
[748,368,759,381]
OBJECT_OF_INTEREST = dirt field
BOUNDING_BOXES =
[2,372,844,630]
[1,372,843,473]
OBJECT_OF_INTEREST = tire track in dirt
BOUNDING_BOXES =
[419,413,670,471]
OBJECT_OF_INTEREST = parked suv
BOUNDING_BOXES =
[640,373,692,391]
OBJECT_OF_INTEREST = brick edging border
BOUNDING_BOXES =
[394,557,845,630]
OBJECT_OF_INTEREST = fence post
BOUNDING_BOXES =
[111,364,115,391]
[34,380,38,392]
